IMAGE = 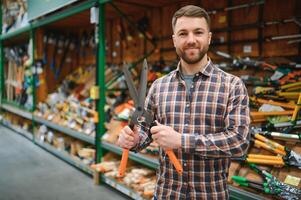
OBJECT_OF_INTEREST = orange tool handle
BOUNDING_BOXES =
[246,157,285,166]
[166,150,183,174]
[255,134,286,152]
[254,139,286,156]
[248,154,283,160]
[118,149,129,177]
[292,93,301,121]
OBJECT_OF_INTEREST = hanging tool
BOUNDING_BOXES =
[50,34,60,78]
[55,35,72,79]
[118,59,183,177]
[232,163,301,200]
[42,33,49,65]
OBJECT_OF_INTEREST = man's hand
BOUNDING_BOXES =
[116,126,139,149]
[150,122,181,150]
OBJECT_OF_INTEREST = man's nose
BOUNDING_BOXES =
[187,32,196,44]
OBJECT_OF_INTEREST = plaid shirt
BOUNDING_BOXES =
[133,60,250,200]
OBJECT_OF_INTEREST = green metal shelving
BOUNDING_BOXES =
[35,140,94,175]
[1,119,33,140]
[101,141,159,169]
[1,103,32,120]
[33,116,95,145]
[101,175,148,200]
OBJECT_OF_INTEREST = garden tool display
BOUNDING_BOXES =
[118,59,183,177]
[232,163,301,200]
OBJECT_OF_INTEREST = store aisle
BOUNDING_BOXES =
[0,125,129,200]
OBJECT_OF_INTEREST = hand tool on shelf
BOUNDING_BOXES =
[232,163,301,200]
[251,127,301,142]
[118,59,183,177]
[250,97,296,109]
[248,130,301,168]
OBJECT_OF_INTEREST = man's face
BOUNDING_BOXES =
[173,16,212,65]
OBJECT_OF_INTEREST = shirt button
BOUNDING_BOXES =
[183,162,187,167]
[184,123,189,126]
[183,182,187,186]
[186,103,190,107]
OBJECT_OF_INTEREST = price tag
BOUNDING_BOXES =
[284,175,300,187]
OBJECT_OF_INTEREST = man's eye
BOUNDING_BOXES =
[195,32,203,35]
[179,32,187,36]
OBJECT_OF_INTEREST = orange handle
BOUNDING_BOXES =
[255,134,286,152]
[248,154,283,160]
[246,157,285,166]
[166,150,183,174]
[254,140,286,156]
[118,149,129,177]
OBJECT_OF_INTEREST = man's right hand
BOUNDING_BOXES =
[116,125,139,149]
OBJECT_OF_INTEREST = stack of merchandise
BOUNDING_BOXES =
[34,66,97,136]
[92,153,156,199]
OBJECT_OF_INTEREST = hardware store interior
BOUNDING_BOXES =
[0,0,301,200]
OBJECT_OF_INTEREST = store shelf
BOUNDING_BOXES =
[229,185,267,200]
[1,119,33,141]
[101,175,148,200]
[1,103,32,120]
[35,140,93,175]
[33,116,95,145]
[0,25,31,40]
[101,141,159,169]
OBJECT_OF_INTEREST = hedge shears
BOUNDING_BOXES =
[118,59,183,177]
[232,163,301,200]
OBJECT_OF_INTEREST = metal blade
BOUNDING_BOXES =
[122,63,138,106]
[137,59,148,110]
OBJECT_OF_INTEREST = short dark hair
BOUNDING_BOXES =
[172,5,211,32]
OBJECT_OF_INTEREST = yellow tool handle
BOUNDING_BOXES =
[118,149,129,177]
[254,140,286,156]
[292,93,301,121]
[255,134,286,153]
[248,154,283,160]
[253,98,295,109]
[166,150,183,174]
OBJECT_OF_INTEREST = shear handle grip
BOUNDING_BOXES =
[118,123,134,177]
[151,121,183,174]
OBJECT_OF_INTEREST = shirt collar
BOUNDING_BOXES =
[174,58,213,79]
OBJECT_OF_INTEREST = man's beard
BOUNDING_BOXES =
[176,45,209,64]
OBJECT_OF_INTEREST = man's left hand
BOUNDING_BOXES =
[150,121,181,150]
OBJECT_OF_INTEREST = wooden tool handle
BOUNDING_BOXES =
[118,149,129,177]
[166,150,183,174]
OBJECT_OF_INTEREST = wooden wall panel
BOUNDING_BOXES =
[263,40,299,57]
[264,0,296,21]
[232,0,259,26]
[231,42,259,57]
[232,28,258,41]
[104,0,300,65]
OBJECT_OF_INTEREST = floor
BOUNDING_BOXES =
[0,125,130,200]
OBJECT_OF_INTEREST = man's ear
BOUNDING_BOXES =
[208,32,212,45]
[172,34,176,47]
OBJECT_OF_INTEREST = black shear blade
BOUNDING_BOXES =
[122,63,139,106]
[137,59,148,110]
